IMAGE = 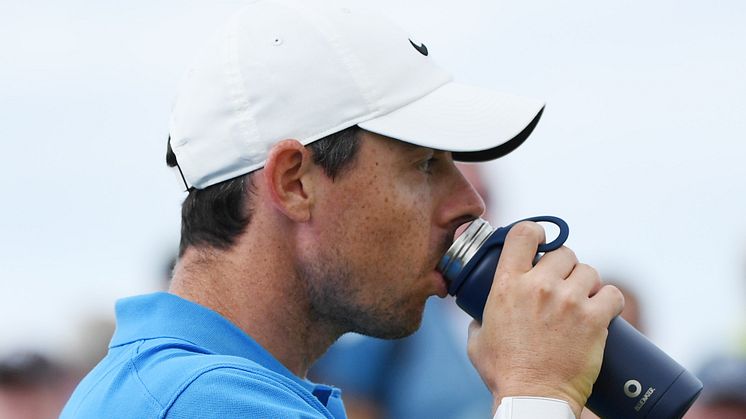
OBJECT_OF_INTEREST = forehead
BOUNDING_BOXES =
[358,129,435,156]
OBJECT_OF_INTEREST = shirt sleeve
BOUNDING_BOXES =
[493,397,575,419]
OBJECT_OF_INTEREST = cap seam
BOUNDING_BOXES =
[225,12,262,160]
[289,2,381,116]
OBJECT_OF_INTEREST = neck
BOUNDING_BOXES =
[169,236,340,378]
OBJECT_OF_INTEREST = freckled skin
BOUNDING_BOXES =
[296,131,484,339]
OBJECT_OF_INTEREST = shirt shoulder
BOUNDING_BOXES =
[163,364,333,419]
[128,339,333,418]
[63,339,335,419]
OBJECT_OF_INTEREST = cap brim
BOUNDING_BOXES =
[358,82,545,161]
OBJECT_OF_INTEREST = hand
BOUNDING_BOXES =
[466,221,624,418]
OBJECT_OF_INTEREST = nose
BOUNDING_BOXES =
[438,163,486,231]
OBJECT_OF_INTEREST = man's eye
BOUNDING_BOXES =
[418,157,437,173]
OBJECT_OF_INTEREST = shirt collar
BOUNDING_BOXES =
[110,292,317,393]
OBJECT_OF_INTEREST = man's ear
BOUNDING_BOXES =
[262,140,315,222]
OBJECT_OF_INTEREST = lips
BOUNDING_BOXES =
[432,254,452,298]
[436,270,450,297]
[429,231,457,298]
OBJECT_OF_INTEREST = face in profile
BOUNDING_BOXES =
[297,131,484,338]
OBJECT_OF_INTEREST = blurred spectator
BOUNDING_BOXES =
[310,163,493,419]
[684,354,746,419]
[71,317,115,374]
[0,253,179,419]
[0,352,75,419]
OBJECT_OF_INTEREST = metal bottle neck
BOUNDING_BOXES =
[437,218,494,282]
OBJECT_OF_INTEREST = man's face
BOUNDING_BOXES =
[297,130,485,339]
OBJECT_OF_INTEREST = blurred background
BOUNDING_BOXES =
[1,0,745,417]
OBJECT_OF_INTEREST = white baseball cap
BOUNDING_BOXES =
[169,0,545,190]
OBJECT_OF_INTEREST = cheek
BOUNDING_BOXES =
[356,190,434,272]
[317,171,437,280]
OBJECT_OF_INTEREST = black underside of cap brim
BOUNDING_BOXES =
[452,107,545,162]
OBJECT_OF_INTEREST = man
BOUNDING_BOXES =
[61,1,624,418]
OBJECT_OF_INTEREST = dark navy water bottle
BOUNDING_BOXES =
[437,216,702,419]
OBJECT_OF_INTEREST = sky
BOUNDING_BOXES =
[1,0,745,371]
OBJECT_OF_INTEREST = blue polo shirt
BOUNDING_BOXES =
[61,292,346,418]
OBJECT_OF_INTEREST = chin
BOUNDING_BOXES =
[362,323,420,340]
[355,304,425,340]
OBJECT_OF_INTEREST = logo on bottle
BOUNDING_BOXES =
[625,379,657,411]
[624,379,642,398]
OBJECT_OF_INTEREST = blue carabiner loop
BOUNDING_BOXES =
[492,216,569,252]
[521,215,569,252]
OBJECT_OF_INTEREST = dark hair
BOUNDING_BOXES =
[166,126,361,257]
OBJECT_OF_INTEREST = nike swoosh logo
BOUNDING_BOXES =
[409,39,429,56]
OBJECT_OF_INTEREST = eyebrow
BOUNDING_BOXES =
[397,140,426,152]
[395,140,443,155]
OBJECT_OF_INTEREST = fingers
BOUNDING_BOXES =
[496,222,546,274]
[533,246,578,281]
[471,228,622,410]
[565,263,624,321]
[563,264,624,327]
[591,284,626,322]
[565,263,625,325]
[492,220,623,328]
[564,263,602,297]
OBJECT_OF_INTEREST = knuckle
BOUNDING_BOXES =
[558,283,584,308]
[558,246,578,263]
[534,280,555,300]
[577,263,600,282]
[560,293,581,311]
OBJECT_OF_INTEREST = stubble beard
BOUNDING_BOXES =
[297,250,425,340]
